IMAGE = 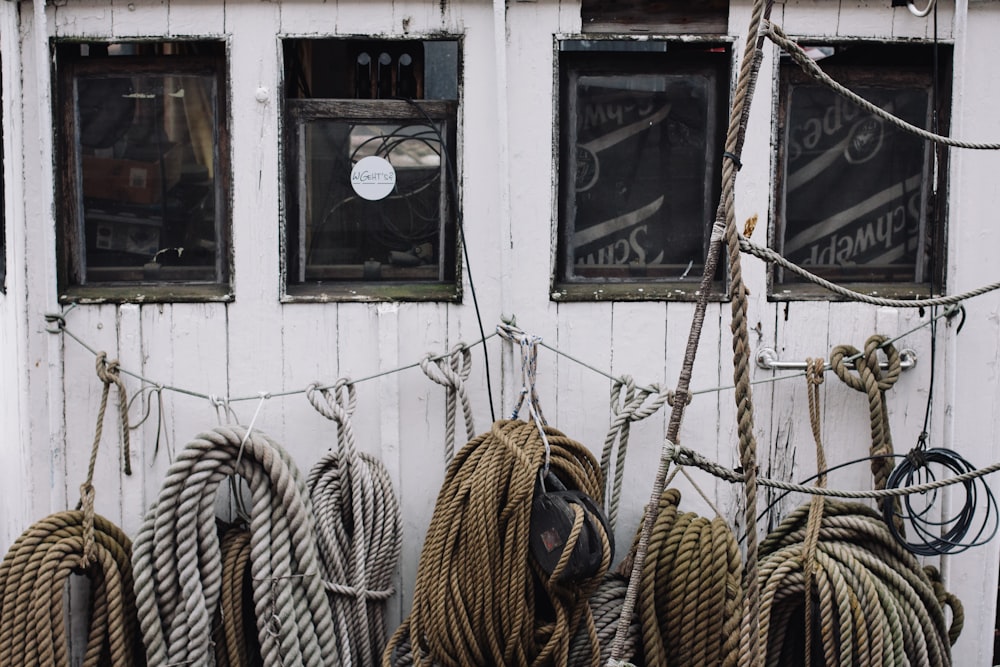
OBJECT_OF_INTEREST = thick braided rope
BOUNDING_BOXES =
[420,343,477,466]
[0,511,143,667]
[610,2,774,664]
[384,419,610,667]
[306,379,402,666]
[738,234,1000,307]
[830,336,902,526]
[212,526,260,667]
[801,359,826,667]
[766,20,1000,150]
[131,425,337,666]
[614,488,741,667]
[567,574,641,666]
[601,376,673,531]
[757,500,960,665]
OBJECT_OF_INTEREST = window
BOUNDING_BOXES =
[553,39,730,301]
[773,43,950,299]
[282,39,460,301]
[56,41,229,301]
[581,0,728,35]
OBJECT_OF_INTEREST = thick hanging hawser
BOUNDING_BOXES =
[305,377,402,667]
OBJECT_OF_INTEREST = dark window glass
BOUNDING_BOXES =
[57,41,229,298]
[774,44,950,296]
[283,39,460,300]
[555,40,730,299]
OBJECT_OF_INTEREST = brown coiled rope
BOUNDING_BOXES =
[617,488,742,667]
[0,353,143,667]
[383,419,611,667]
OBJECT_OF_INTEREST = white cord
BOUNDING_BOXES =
[907,0,936,18]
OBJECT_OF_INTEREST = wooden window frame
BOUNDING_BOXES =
[551,37,731,303]
[281,38,462,303]
[770,42,951,302]
[56,41,231,303]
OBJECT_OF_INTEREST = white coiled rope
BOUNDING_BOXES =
[131,425,338,666]
[306,379,402,667]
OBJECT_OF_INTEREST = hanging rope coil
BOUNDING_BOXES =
[383,419,611,667]
[420,343,477,466]
[131,425,338,666]
[306,379,402,667]
[757,500,962,666]
[830,335,902,524]
[0,351,142,667]
[212,525,263,667]
[615,488,742,667]
[0,511,144,666]
[601,376,674,531]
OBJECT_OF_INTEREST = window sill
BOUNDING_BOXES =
[551,281,727,302]
[768,282,939,302]
[282,282,460,303]
[60,283,233,304]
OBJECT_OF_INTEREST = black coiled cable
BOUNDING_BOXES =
[883,446,998,556]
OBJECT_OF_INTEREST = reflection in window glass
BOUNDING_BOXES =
[780,83,932,284]
[58,41,228,292]
[556,41,729,295]
[774,44,950,295]
[77,73,220,282]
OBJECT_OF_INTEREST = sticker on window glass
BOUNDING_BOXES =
[351,155,396,201]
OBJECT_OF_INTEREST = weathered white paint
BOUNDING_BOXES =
[1,0,998,664]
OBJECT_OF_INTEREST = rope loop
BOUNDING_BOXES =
[93,351,132,477]
[306,379,358,460]
[419,343,477,466]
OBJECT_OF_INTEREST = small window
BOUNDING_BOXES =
[553,39,730,301]
[282,39,460,301]
[56,41,229,301]
[773,43,950,299]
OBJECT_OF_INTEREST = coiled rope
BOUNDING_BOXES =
[757,500,962,666]
[131,425,338,666]
[306,379,402,666]
[383,419,611,667]
[0,353,143,666]
[212,525,262,667]
[618,488,743,667]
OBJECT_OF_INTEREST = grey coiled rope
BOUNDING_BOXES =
[131,425,338,666]
[306,380,402,666]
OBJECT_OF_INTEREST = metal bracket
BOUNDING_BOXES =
[755,347,917,372]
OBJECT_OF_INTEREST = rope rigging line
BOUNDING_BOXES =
[420,343,477,466]
[0,353,144,667]
[306,379,402,667]
[608,1,777,665]
[738,233,1000,307]
[765,20,1000,150]
[600,376,674,532]
[131,425,338,666]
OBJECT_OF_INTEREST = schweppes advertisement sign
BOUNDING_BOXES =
[781,82,932,283]
[567,72,715,280]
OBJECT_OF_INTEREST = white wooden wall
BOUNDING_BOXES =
[1,0,999,664]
